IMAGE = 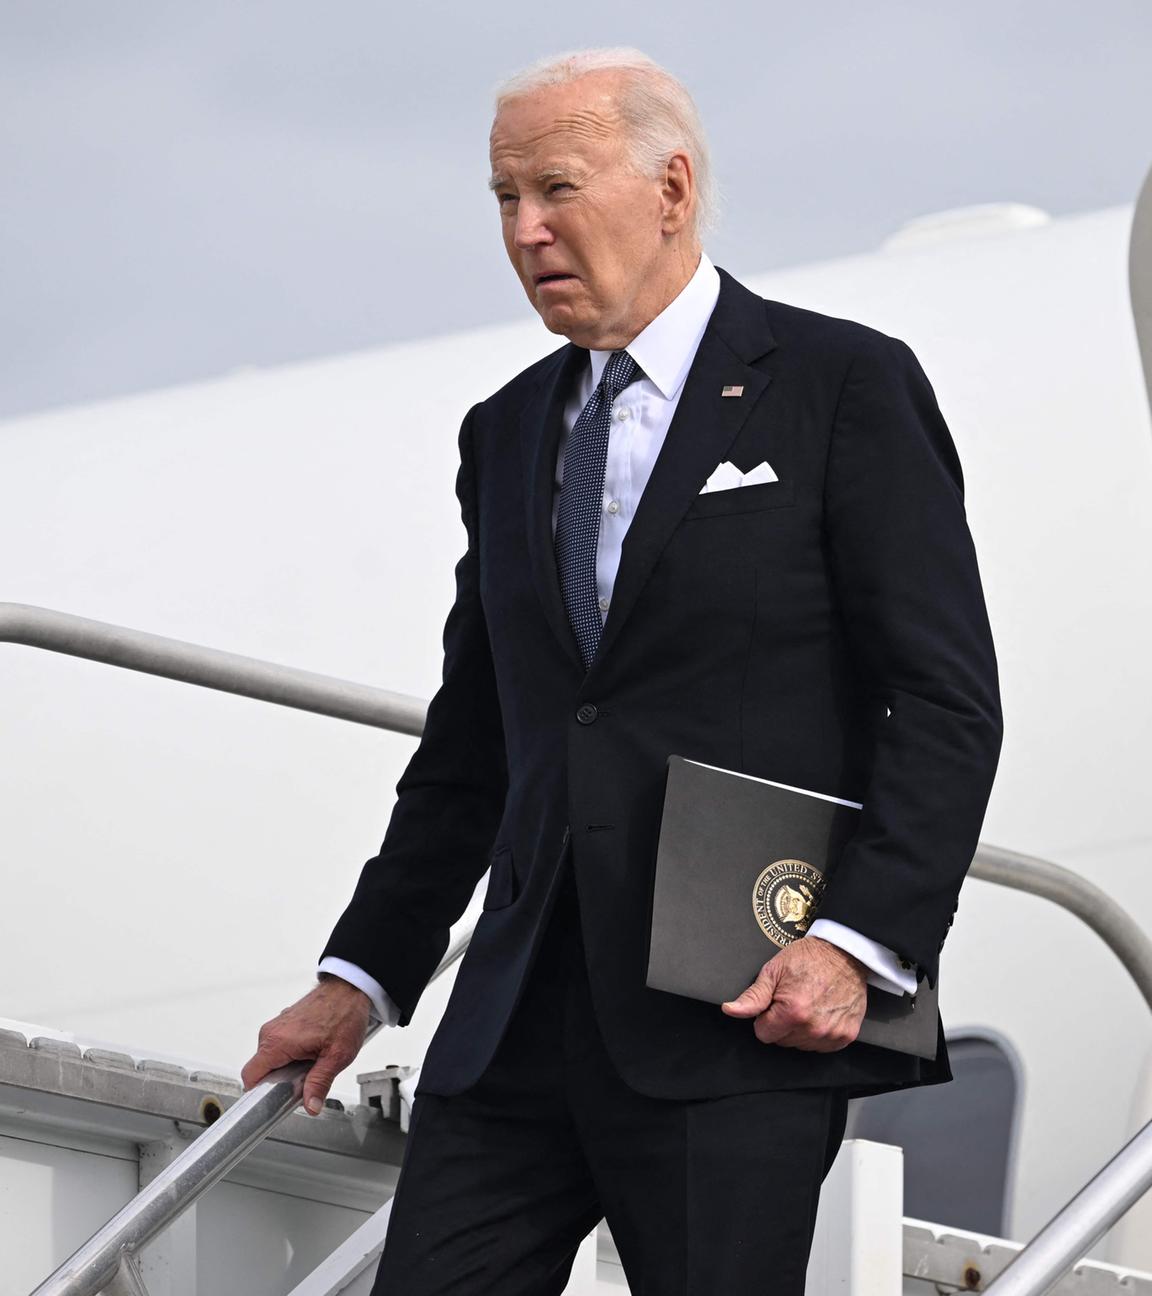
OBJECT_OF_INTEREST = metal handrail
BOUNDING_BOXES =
[10,599,1152,1295]
[982,1121,1152,1296]
[0,603,427,735]
[27,929,472,1296]
[968,844,1152,1013]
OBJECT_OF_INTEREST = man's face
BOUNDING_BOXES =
[489,73,678,349]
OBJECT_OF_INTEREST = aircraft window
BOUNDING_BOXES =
[845,1033,1020,1236]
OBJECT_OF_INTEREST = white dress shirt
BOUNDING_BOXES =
[319,251,917,1024]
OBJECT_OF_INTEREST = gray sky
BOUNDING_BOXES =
[2,0,1150,420]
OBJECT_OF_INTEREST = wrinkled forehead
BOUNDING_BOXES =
[488,78,628,175]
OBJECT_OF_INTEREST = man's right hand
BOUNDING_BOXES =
[240,976,372,1116]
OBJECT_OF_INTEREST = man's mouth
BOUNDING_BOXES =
[534,272,577,288]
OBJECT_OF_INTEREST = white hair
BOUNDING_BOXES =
[493,47,719,238]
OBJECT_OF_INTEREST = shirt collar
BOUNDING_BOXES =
[587,252,721,401]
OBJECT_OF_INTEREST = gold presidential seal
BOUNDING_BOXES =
[752,859,826,946]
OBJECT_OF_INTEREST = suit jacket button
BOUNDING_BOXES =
[576,703,599,725]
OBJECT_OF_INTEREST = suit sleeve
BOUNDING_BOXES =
[318,403,509,1024]
[812,335,1003,987]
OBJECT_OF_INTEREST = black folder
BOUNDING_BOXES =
[646,755,939,1059]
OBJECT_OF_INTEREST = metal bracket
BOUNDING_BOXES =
[357,1065,416,1125]
[103,1254,150,1296]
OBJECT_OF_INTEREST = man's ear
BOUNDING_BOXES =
[660,151,695,236]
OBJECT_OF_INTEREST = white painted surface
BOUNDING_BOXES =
[282,1199,392,1296]
[808,1140,905,1296]
[198,1181,375,1295]
[0,1130,138,1293]
[567,1232,601,1294]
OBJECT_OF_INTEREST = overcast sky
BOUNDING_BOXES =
[2,1,1150,420]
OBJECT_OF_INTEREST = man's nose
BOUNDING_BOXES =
[513,199,553,249]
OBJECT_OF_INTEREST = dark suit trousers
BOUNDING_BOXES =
[371,854,849,1296]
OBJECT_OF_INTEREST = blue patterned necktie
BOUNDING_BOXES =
[554,349,640,670]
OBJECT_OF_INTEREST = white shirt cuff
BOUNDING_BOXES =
[807,919,918,997]
[317,957,401,1026]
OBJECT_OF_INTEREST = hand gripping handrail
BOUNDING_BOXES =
[28,1048,335,1296]
[9,599,1152,1295]
[26,928,472,1296]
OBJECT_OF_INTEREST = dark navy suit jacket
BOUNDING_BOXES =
[321,266,1004,1099]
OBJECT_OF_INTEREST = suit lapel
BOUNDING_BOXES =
[518,267,778,677]
[521,342,587,670]
[593,269,777,668]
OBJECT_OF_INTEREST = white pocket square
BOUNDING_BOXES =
[698,459,779,494]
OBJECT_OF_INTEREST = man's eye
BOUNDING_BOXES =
[497,193,518,206]
[548,182,572,194]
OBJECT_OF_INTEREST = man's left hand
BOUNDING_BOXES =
[721,937,869,1051]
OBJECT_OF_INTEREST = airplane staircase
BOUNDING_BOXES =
[4,153,1152,1296]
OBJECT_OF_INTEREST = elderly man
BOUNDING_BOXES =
[243,47,1002,1294]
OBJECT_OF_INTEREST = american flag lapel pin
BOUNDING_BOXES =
[721,385,744,397]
